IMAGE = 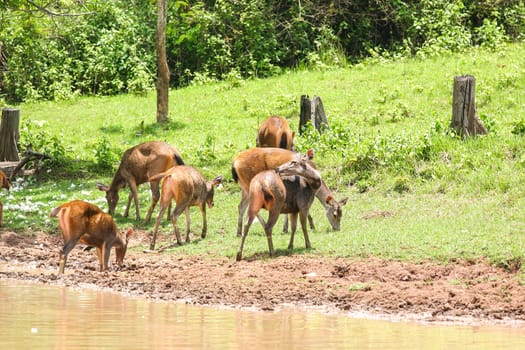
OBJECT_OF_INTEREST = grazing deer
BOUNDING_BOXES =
[50,200,132,274]
[0,170,10,227]
[96,141,184,222]
[236,150,321,261]
[231,147,348,236]
[148,166,223,250]
[256,116,295,150]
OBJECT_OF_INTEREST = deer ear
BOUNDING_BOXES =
[339,197,349,206]
[307,149,314,160]
[325,195,334,205]
[125,228,133,241]
[213,175,223,186]
[96,183,110,192]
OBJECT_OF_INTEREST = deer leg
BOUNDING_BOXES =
[236,196,265,261]
[299,211,312,249]
[127,180,140,221]
[151,202,169,250]
[145,180,160,223]
[200,204,207,239]
[236,214,255,261]
[256,213,267,228]
[58,237,80,274]
[282,214,289,234]
[95,246,103,271]
[264,208,281,258]
[102,242,113,271]
[287,213,298,250]
[184,207,191,243]
[236,191,249,237]
[167,202,172,221]
[124,192,133,218]
[307,213,316,231]
[171,202,188,245]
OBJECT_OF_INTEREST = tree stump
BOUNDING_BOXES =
[0,108,20,161]
[299,95,329,134]
[450,75,487,137]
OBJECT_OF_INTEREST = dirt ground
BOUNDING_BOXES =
[1,230,524,326]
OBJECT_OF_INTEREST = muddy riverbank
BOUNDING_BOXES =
[1,230,524,326]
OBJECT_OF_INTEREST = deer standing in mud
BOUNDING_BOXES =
[148,166,223,250]
[97,141,184,222]
[50,200,132,274]
[236,150,322,261]
[0,170,10,227]
[256,116,295,150]
[231,147,348,237]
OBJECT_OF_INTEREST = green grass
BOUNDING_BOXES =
[2,43,525,270]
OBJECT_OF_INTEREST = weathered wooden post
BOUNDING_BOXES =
[450,75,487,137]
[0,108,20,161]
[299,95,329,134]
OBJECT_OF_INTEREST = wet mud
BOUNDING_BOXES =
[1,230,524,325]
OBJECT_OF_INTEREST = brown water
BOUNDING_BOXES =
[0,280,523,349]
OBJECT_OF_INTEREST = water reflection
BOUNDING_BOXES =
[0,280,523,349]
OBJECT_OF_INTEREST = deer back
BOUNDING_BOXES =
[50,200,117,245]
[232,147,299,193]
[256,116,295,150]
[121,141,184,184]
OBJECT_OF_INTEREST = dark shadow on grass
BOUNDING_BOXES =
[100,124,125,134]
[133,120,187,137]
[239,247,309,262]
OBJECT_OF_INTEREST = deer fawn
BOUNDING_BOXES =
[50,200,132,274]
[148,166,223,250]
[236,150,322,261]
[97,141,184,222]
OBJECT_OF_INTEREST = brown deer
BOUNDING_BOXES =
[148,166,223,250]
[236,150,321,261]
[50,200,132,274]
[231,147,348,236]
[256,116,295,150]
[97,141,184,222]
[0,170,10,227]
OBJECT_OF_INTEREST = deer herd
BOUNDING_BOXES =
[0,116,347,273]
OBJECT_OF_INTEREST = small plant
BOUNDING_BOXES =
[510,119,525,135]
[93,136,119,170]
[196,135,216,164]
[19,119,67,167]
[348,283,372,292]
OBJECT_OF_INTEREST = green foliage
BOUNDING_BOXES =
[168,0,282,86]
[196,134,217,165]
[19,119,67,167]
[411,0,472,57]
[511,119,525,135]
[1,0,155,102]
[92,136,120,170]
[2,0,524,102]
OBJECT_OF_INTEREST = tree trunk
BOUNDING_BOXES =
[0,108,20,161]
[156,0,169,123]
[299,95,329,134]
[450,75,487,137]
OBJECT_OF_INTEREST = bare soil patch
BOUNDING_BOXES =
[1,230,524,325]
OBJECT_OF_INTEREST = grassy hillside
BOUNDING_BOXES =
[3,43,525,271]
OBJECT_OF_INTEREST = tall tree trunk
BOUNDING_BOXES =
[156,0,169,123]
[0,108,20,161]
